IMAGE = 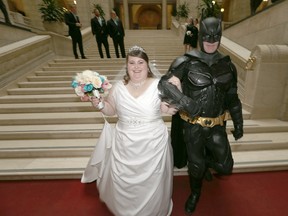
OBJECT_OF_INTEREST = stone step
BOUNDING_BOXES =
[0,157,88,180]
[18,81,76,88]
[0,138,98,158]
[0,112,116,125]
[0,132,287,158]
[41,64,170,72]
[229,132,288,151]
[1,149,288,180]
[0,112,249,125]
[0,94,78,103]
[26,75,118,82]
[33,70,127,76]
[0,137,95,156]
[0,124,101,140]
[42,64,126,71]
[5,87,88,95]
[53,55,180,62]
[51,59,173,65]
[51,58,125,63]
[0,102,94,113]
[1,119,287,140]
[232,149,288,173]
[33,69,167,76]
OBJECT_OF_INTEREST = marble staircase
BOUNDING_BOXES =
[0,30,288,180]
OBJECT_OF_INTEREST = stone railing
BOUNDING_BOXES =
[0,35,54,91]
[9,11,31,26]
[242,45,288,120]
[0,27,93,91]
[35,27,92,57]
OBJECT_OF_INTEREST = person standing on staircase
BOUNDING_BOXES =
[183,17,198,53]
[91,8,111,59]
[64,4,87,59]
[107,10,126,58]
[158,16,244,214]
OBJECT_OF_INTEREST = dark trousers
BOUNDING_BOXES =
[184,123,233,194]
[112,36,126,58]
[184,123,233,178]
[0,0,11,24]
[71,32,85,58]
[96,36,111,58]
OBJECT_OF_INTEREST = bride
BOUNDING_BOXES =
[81,45,177,216]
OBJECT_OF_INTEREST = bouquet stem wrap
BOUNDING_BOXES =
[92,89,105,110]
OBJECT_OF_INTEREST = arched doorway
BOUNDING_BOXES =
[134,5,161,29]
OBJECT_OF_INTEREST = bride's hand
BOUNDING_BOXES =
[161,102,178,115]
[168,76,182,92]
[90,96,102,108]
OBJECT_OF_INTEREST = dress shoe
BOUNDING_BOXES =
[75,56,79,59]
[185,193,200,214]
[81,56,87,59]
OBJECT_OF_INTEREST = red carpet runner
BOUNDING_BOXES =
[1,171,288,216]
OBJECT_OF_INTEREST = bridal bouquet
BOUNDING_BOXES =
[71,70,112,109]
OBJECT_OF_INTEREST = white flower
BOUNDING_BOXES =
[91,75,102,89]
[74,86,84,96]
[186,31,191,36]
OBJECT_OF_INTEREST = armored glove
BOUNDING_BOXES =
[231,124,243,140]
[158,80,200,118]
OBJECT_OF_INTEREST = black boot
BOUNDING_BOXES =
[185,175,202,214]
[185,192,200,214]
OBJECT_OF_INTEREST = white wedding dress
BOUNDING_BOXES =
[81,79,173,216]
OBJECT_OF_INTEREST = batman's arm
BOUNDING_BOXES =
[158,56,200,118]
[226,62,243,140]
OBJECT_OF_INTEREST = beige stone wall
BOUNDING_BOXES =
[226,0,250,22]
[223,0,288,50]
[21,0,44,30]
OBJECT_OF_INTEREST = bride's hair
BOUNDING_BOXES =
[123,46,154,85]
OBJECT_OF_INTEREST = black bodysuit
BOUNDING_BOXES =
[158,50,243,182]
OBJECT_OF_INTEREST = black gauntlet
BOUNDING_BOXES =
[158,79,200,118]
[228,98,243,140]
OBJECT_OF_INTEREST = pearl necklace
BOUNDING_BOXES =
[129,80,146,89]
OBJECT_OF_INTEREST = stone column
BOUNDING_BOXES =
[162,0,167,29]
[123,0,129,29]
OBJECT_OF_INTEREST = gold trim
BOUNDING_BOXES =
[179,111,229,128]
[245,56,256,70]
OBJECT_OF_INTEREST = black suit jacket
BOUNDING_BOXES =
[64,11,81,37]
[91,16,108,39]
[107,18,125,39]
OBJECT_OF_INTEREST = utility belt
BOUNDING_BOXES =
[179,111,229,128]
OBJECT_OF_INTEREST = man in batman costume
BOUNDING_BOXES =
[158,16,243,214]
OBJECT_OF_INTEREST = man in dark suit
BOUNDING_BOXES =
[64,4,87,59]
[91,8,111,58]
[107,10,126,58]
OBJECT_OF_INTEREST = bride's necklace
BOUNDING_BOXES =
[129,80,146,89]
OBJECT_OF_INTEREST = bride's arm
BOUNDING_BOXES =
[90,85,117,116]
